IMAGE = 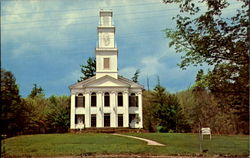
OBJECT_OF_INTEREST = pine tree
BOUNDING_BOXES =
[132,69,140,83]
[78,57,96,82]
[152,84,188,132]
[28,84,44,98]
[0,69,25,136]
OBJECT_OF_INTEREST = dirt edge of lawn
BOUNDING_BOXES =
[4,153,248,158]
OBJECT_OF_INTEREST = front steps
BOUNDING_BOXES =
[70,128,147,133]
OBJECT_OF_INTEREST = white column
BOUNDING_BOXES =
[70,94,76,129]
[85,92,90,128]
[111,91,117,127]
[97,91,103,127]
[123,91,129,128]
[138,92,143,128]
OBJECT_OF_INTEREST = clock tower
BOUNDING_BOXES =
[96,10,118,79]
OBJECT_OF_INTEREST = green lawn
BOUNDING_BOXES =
[2,133,249,157]
[127,133,249,156]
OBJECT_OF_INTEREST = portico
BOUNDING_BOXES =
[70,75,143,129]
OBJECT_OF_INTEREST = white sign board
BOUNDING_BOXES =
[201,127,211,140]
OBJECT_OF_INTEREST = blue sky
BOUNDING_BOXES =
[1,0,241,97]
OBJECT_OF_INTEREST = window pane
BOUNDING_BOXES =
[104,92,110,107]
[76,96,84,107]
[91,93,96,107]
[129,96,131,107]
[136,96,138,107]
[104,58,110,69]
[83,96,85,107]
[75,96,78,107]
[131,97,136,106]
[129,93,136,107]
[118,92,123,106]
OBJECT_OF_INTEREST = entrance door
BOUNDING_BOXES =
[104,113,110,127]
[129,114,136,128]
[118,114,123,127]
[91,114,96,127]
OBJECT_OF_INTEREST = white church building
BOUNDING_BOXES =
[69,10,143,129]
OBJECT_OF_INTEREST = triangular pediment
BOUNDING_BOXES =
[84,75,130,88]
[118,76,144,88]
[69,76,96,89]
[69,75,144,89]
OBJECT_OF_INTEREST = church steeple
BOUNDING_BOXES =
[96,10,118,79]
[69,10,143,130]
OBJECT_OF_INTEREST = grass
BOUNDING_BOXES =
[127,133,249,156]
[2,133,145,157]
[2,133,249,157]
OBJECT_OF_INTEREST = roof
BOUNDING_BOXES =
[69,75,144,90]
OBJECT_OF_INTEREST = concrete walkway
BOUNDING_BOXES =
[112,133,165,146]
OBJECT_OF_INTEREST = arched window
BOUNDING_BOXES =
[75,93,85,107]
[78,93,83,96]
[118,92,123,107]
[104,92,110,107]
[91,92,96,107]
[129,93,138,107]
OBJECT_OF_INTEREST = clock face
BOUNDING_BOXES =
[103,33,110,46]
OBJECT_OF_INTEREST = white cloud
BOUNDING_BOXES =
[119,66,137,79]
[140,55,165,77]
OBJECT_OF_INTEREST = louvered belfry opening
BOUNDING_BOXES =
[103,58,110,69]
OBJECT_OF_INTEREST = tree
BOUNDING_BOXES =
[176,70,242,134]
[152,84,188,132]
[206,65,248,133]
[23,96,49,134]
[142,91,158,132]
[46,96,70,133]
[176,89,197,131]
[28,84,44,98]
[22,95,70,134]
[132,69,140,83]
[164,0,249,134]
[78,57,96,82]
[0,69,26,136]
[192,69,209,92]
